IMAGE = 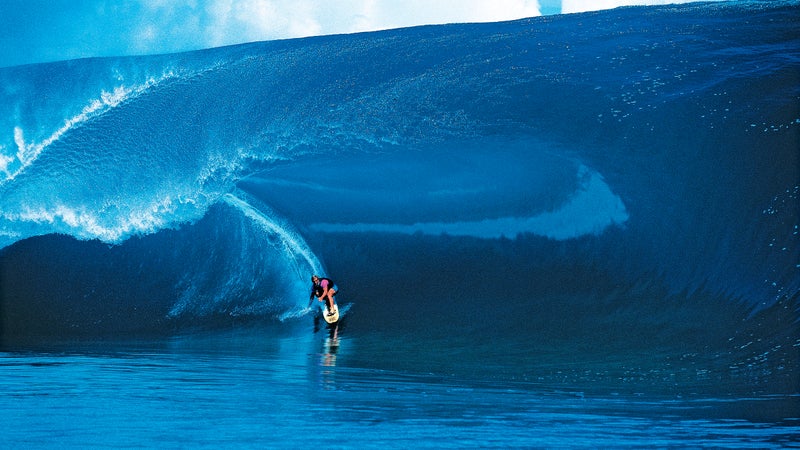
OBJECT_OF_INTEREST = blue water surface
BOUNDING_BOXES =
[2,325,798,448]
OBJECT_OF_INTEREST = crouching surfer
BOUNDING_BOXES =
[309,275,338,316]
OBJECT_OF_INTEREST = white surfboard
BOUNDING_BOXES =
[322,304,340,324]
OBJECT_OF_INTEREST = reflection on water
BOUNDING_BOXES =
[316,321,340,390]
[2,318,798,448]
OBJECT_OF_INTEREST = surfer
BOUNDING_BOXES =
[309,275,338,316]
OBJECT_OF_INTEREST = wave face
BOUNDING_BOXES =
[0,0,798,367]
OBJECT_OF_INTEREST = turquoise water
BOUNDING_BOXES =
[1,1,799,446]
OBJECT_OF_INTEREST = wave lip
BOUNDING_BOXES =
[0,191,324,338]
[167,191,324,319]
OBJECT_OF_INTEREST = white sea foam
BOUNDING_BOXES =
[166,194,324,318]
[0,150,12,178]
[223,193,323,275]
[2,194,189,244]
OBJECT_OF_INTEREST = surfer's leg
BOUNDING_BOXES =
[326,289,340,314]
[325,293,335,312]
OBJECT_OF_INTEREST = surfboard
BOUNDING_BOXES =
[323,304,340,324]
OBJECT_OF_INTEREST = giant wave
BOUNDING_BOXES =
[0,0,797,387]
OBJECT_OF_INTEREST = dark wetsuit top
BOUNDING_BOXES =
[313,278,336,297]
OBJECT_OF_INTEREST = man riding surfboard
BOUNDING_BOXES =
[309,275,338,316]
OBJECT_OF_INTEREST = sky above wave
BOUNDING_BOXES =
[2,0,729,68]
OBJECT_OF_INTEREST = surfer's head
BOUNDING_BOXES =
[311,275,319,283]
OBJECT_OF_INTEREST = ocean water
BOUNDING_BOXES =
[1,1,799,447]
